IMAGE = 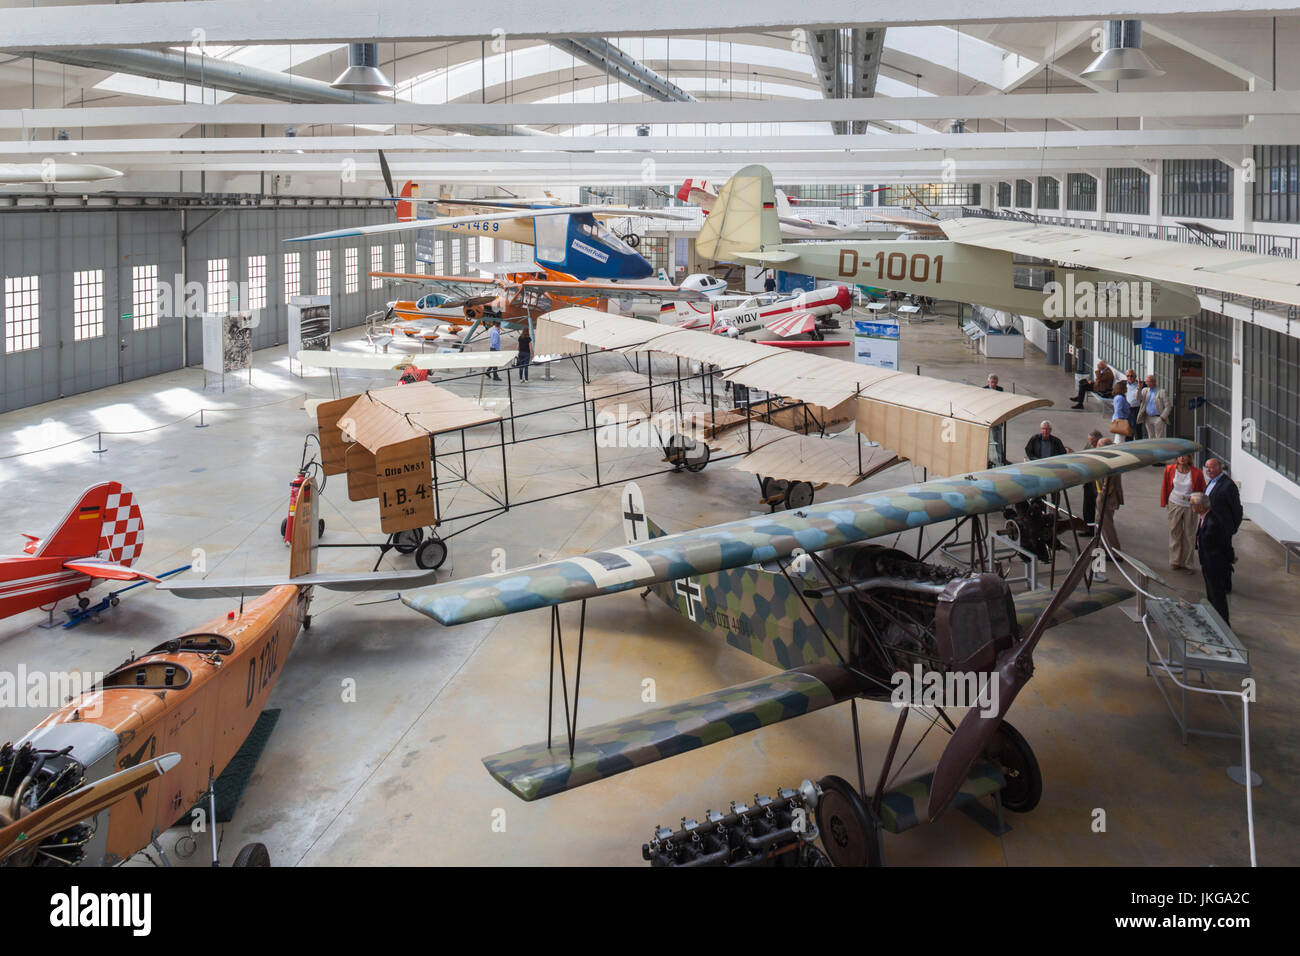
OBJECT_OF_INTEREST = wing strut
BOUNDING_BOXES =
[548,600,588,759]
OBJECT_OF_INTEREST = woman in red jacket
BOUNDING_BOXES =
[1160,453,1205,570]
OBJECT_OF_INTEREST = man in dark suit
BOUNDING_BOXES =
[1203,458,1242,592]
[1192,492,1233,625]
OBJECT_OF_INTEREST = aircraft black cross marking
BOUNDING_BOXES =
[624,491,646,542]
[675,578,704,623]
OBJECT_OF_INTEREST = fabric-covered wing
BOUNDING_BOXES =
[484,663,855,801]
[403,438,1194,626]
[520,280,714,302]
[764,310,818,338]
[943,218,1300,308]
[1011,581,1133,631]
[158,567,439,598]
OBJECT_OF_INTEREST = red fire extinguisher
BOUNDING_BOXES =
[280,437,326,545]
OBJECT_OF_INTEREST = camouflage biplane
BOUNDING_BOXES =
[402,437,1195,865]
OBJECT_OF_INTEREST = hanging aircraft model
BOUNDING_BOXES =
[0,163,123,185]
[678,178,943,240]
[664,283,854,339]
[692,166,1298,325]
[0,480,439,867]
[400,438,1194,865]
[287,153,692,281]
[0,482,161,622]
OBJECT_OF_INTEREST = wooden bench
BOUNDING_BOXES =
[1244,480,1300,572]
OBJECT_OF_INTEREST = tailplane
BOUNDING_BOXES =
[33,482,143,566]
[694,165,787,263]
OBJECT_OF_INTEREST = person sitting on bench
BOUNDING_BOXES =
[1071,359,1114,409]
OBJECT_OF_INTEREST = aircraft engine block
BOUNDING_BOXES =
[641,781,829,867]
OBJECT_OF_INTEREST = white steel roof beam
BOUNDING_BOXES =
[1,1,1287,50]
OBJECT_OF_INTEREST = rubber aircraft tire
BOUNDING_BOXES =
[232,842,271,868]
[814,775,882,867]
[984,720,1043,814]
[416,538,448,571]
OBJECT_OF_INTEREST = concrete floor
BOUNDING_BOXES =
[1,311,1295,867]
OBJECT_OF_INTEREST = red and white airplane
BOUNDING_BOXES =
[0,482,159,620]
[662,284,853,339]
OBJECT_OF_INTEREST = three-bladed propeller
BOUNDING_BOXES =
[926,518,1105,822]
[0,752,181,862]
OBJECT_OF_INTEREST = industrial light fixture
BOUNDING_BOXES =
[636,124,650,137]
[331,43,393,92]
[57,129,78,156]
[1081,20,1165,81]
[284,127,305,154]
[949,120,966,134]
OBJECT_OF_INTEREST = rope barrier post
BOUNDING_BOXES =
[91,431,106,455]
[195,408,209,428]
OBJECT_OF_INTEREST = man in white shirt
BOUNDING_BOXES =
[1123,369,1141,435]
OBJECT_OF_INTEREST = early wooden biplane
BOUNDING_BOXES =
[0,479,437,867]
[400,438,1195,866]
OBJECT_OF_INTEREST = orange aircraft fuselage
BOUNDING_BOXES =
[21,584,309,865]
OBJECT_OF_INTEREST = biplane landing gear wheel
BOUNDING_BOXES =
[622,232,641,248]
[761,477,789,504]
[784,481,815,510]
[391,527,425,554]
[814,775,882,867]
[984,721,1042,814]
[415,537,448,571]
[232,842,271,867]
[77,596,90,610]
[666,435,709,473]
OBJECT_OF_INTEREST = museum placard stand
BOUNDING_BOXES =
[201,312,254,392]
[288,294,332,376]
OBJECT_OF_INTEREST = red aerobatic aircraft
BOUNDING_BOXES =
[0,481,159,620]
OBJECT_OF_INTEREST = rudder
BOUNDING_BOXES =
[34,482,143,566]
[289,478,319,578]
[694,164,785,263]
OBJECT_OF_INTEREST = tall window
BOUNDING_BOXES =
[1242,321,1300,483]
[207,258,229,314]
[132,265,159,330]
[1252,146,1300,223]
[73,269,104,340]
[283,252,301,302]
[997,182,1011,206]
[1106,167,1150,215]
[371,245,383,289]
[344,248,359,294]
[315,250,331,297]
[247,255,267,311]
[1162,159,1232,219]
[452,241,461,272]
[1036,177,1059,210]
[434,241,444,273]
[1015,179,1032,207]
[4,275,40,352]
[1066,173,1097,211]
[393,243,405,273]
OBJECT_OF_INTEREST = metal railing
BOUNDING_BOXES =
[961,206,1300,259]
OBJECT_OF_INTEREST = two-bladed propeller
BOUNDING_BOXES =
[925,520,1104,822]
[0,753,181,863]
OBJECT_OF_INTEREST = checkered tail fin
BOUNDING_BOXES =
[35,482,142,565]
